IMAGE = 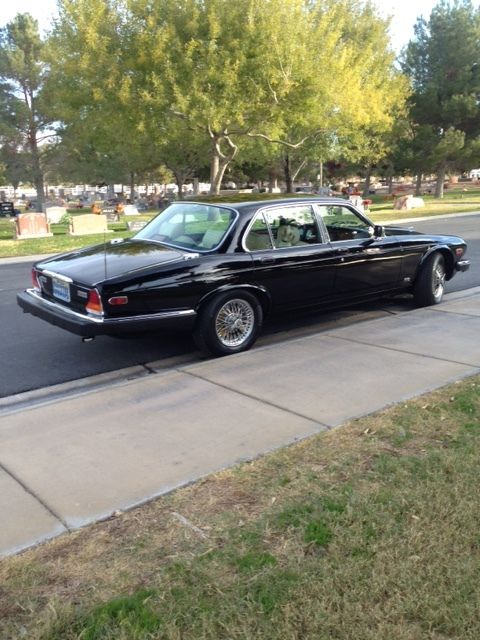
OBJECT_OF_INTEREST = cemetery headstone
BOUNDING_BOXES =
[15,212,53,239]
[69,214,112,235]
[348,195,365,212]
[46,206,67,224]
[102,206,119,222]
[393,194,425,211]
[123,204,139,216]
[0,202,14,217]
[127,220,147,232]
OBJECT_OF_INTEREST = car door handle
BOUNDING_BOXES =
[259,256,275,264]
[335,247,350,254]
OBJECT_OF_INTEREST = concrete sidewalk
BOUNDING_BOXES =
[1,288,480,558]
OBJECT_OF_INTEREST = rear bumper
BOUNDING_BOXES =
[456,260,470,272]
[17,289,196,337]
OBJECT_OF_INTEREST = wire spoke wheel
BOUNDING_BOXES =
[215,298,255,347]
[414,252,446,307]
[432,260,446,299]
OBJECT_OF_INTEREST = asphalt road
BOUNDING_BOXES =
[1,213,478,399]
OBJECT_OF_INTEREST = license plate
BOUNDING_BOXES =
[52,279,71,303]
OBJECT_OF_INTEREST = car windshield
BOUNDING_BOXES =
[134,202,236,251]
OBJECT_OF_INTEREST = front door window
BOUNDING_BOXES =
[316,204,373,242]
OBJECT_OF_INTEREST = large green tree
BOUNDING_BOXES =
[46,0,156,192]
[402,0,480,197]
[44,0,408,195]
[129,0,406,194]
[0,14,52,209]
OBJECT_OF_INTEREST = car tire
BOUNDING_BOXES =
[194,291,263,356]
[413,252,446,307]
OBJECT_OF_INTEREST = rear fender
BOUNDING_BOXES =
[197,284,271,317]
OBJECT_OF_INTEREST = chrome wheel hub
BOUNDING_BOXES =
[433,263,445,297]
[215,299,255,347]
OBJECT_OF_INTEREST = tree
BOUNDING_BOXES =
[44,0,408,196]
[129,0,405,194]
[0,144,30,197]
[402,0,480,197]
[0,14,53,209]
[46,0,154,192]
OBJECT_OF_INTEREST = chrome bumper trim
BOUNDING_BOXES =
[25,289,196,325]
[41,270,73,284]
[455,260,470,272]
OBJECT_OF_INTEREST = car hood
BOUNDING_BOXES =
[35,239,189,286]
[384,225,420,236]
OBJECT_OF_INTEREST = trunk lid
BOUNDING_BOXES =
[35,239,185,286]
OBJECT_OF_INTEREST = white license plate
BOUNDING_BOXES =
[52,279,71,303]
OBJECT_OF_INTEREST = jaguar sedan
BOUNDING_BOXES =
[17,197,470,356]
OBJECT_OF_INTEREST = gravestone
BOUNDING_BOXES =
[348,195,365,212]
[46,206,67,223]
[393,194,425,211]
[127,220,147,232]
[15,212,53,239]
[69,214,112,235]
[123,204,139,216]
[101,206,119,222]
[0,202,14,217]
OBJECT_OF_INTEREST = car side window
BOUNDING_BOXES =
[245,213,274,251]
[264,205,321,248]
[316,205,373,242]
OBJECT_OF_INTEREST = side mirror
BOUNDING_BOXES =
[373,224,385,238]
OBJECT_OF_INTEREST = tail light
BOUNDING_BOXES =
[86,288,104,316]
[31,268,41,291]
[455,247,464,257]
[108,296,129,306]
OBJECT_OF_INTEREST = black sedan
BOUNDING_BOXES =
[17,197,470,356]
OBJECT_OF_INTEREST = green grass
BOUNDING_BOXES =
[1,375,480,639]
[1,188,479,258]
[0,212,155,258]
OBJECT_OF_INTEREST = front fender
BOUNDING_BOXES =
[415,245,455,281]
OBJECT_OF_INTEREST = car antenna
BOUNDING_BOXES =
[103,230,108,280]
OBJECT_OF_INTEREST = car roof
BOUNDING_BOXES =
[184,196,351,217]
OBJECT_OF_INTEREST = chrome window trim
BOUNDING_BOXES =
[242,202,327,252]
[25,289,196,324]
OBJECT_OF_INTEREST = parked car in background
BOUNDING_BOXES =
[18,197,470,356]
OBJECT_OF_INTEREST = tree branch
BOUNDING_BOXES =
[246,130,324,148]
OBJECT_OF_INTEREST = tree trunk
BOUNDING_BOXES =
[209,134,237,195]
[284,154,292,193]
[415,173,422,196]
[387,175,393,194]
[28,121,45,211]
[362,166,371,198]
[129,172,135,202]
[174,172,184,200]
[268,173,278,193]
[210,153,229,195]
[31,150,44,211]
[435,163,446,199]
[291,158,307,185]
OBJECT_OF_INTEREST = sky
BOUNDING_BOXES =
[0,0,478,52]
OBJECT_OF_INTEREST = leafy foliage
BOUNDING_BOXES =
[402,0,480,196]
